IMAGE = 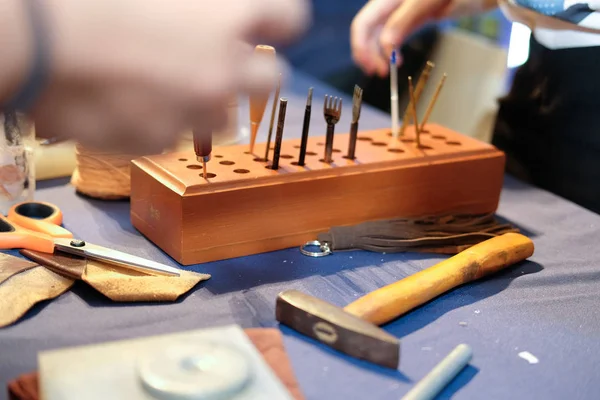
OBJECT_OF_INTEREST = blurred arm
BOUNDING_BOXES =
[0,0,33,105]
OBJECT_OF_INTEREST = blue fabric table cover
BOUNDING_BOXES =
[1,70,600,400]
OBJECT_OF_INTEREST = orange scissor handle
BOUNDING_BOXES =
[0,214,56,253]
[7,201,73,238]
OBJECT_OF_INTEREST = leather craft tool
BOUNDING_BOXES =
[400,61,434,137]
[344,85,363,160]
[296,87,312,167]
[38,325,294,400]
[419,74,447,133]
[131,121,506,265]
[249,45,277,155]
[270,98,287,170]
[0,201,180,276]
[276,233,534,368]
[264,73,282,162]
[408,77,421,148]
[193,130,212,179]
[401,344,472,400]
[322,95,342,164]
[390,50,400,140]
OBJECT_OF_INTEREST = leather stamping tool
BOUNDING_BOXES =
[193,130,212,179]
[269,98,287,170]
[408,77,422,148]
[276,233,534,368]
[264,73,282,162]
[344,85,363,160]
[296,87,313,167]
[322,95,342,164]
[419,73,447,133]
[399,61,434,137]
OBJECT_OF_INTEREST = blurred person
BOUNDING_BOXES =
[351,0,600,214]
[279,0,440,115]
[0,0,311,154]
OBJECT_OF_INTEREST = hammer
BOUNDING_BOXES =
[276,232,534,369]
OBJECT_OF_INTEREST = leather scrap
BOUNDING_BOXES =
[0,253,40,285]
[0,265,74,328]
[19,250,85,280]
[20,249,210,302]
[7,328,304,400]
[317,213,520,254]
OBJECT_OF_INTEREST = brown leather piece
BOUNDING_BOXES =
[81,259,210,302]
[19,250,85,280]
[7,328,304,400]
[0,253,39,285]
[317,213,520,254]
[0,266,75,328]
[19,249,210,302]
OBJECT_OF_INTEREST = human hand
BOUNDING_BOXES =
[26,0,311,154]
[350,0,496,78]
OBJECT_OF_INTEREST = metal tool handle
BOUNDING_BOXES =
[297,104,311,166]
[343,233,534,325]
[324,123,334,163]
[346,121,358,159]
[270,98,287,170]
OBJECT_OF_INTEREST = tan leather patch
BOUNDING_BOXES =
[0,253,39,285]
[0,266,74,328]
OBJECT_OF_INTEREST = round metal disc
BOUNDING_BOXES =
[137,341,252,400]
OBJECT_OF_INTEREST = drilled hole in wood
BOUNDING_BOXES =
[332,149,341,153]
[420,130,430,134]
[418,145,433,150]
[293,145,301,149]
[187,165,202,169]
[371,142,387,146]
[432,135,445,140]
[388,148,405,153]
[220,160,235,165]
[253,157,266,162]
[178,158,187,161]
[317,142,325,146]
[291,161,305,166]
[446,141,461,146]
[200,172,217,178]
[233,169,250,174]
[281,154,294,159]
[306,151,317,156]
[401,138,414,143]
[357,137,372,141]
[214,155,224,158]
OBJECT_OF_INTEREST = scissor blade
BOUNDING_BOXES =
[53,238,181,277]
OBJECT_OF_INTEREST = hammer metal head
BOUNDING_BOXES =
[275,290,400,369]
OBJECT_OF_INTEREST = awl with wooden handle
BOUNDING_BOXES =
[276,232,534,368]
[249,45,277,154]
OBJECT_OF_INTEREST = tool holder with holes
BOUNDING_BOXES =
[130,123,505,265]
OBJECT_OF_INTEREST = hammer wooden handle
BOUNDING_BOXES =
[343,232,534,326]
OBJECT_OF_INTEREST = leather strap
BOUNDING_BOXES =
[19,250,86,280]
[317,213,520,254]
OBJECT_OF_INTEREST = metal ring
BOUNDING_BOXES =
[300,240,331,257]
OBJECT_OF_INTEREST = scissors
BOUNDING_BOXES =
[0,201,181,277]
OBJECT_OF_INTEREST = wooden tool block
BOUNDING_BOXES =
[130,124,505,265]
